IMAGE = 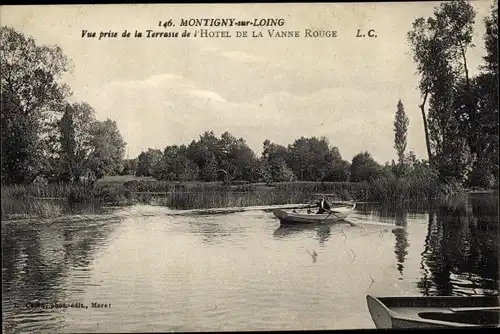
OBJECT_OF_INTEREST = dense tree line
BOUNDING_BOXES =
[131,131,390,183]
[129,125,434,185]
[3,0,496,190]
[407,0,498,188]
[1,26,126,185]
[132,1,497,188]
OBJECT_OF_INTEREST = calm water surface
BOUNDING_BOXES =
[2,195,499,332]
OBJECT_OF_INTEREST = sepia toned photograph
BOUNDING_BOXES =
[1,1,499,332]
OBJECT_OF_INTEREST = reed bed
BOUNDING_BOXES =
[151,190,311,210]
[270,181,369,200]
[122,180,365,209]
[1,182,95,200]
[1,176,468,219]
[1,183,101,220]
[369,173,466,204]
[121,180,258,193]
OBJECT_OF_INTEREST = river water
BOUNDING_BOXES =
[2,194,499,332]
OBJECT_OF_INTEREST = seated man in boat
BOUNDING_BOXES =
[315,196,331,214]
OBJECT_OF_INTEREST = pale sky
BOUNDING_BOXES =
[2,1,494,163]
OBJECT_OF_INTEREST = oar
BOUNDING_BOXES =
[319,210,334,224]
[325,208,357,226]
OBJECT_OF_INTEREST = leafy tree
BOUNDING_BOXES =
[180,131,260,182]
[87,119,126,178]
[153,145,199,181]
[136,148,162,177]
[260,159,296,183]
[231,143,258,181]
[464,1,499,187]
[350,152,382,182]
[407,0,475,158]
[407,0,477,183]
[285,137,350,182]
[218,132,258,181]
[0,26,72,184]
[259,140,297,183]
[186,131,219,181]
[59,104,76,181]
[58,103,96,181]
[136,152,149,177]
[0,89,41,184]
[322,147,351,182]
[286,136,334,181]
[201,154,218,181]
[262,139,288,162]
[394,100,409,169]
[121,159,138,175]
[482,0,498,76]
[260,140,295,182]
[479,1,498,185]
[323,158,350,182]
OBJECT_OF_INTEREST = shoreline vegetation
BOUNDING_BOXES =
[1,1,498,221]
[2,179,497,222]
[3,175,492,221]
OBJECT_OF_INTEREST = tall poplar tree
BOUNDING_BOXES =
[394,100,409,168]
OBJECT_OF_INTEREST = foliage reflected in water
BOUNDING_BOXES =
[392,206,409,277]
[417,196,499,296]
[273,223,335,247]
[1,195,498,333]
[1,219,119,333]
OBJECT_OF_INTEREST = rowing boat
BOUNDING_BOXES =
[272,203,355,225]
[366,295,500,328]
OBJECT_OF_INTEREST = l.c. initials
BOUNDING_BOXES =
[356,29,377,38]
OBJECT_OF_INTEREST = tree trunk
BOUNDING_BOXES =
[460,44,470,89]
[460,43,478,162]
[419,90,433,164]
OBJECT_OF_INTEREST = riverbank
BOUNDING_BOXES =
[0,180,352,220]
[1,175,479,221]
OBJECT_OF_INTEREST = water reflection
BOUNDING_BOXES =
[1,196,498,332]
[316,224,332,246]
[470,193,499,225]
[358,198,498,297]
[187,216,248,245]
[273,226,308,239]
[356,203,411,277]
[392,206,409,277]
[417,197,499,296]
[356,202,428,224]
[273,223,332,246]
[2,218,119,333]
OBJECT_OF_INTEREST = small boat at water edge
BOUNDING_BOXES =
[273,203,356,225]
[366,295,500,328]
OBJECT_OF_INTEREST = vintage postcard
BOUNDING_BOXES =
[1,1,498,332]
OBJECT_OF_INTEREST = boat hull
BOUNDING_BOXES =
[273,204,355,225]
[366,295,500,329]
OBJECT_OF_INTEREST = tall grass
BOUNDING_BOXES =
[369,172,466,203]
[2,174,467,219]
[121,180,365,209]
[270,181,370,201]
[151,189,314,210]
[1,183,98,220]
[1,182,96,200]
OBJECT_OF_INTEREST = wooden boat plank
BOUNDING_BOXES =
[377,295,499,308]
[449,306,500,312]
[367,295,500,329]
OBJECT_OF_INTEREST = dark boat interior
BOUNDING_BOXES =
[418,310,500,326]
